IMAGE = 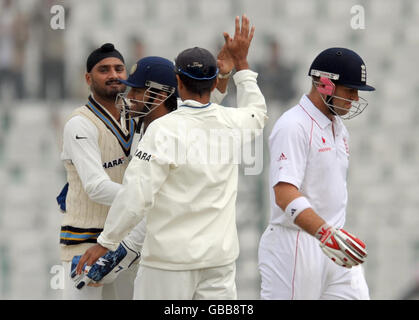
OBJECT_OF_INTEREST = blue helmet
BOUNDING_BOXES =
[117,57,178,126]
[120,56,178,97]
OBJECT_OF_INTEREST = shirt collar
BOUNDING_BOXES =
[178,99,212,109]
[298,94,332,129]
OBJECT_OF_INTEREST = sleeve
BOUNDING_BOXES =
[97,121,172,251]
[122,217,147,252]
[269,118,309,190]
[226,69,268,130]
[62,116,121,206]
[210,88,228,105]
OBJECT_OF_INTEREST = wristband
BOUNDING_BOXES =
[285,196,312,222]
[218,70,232,79]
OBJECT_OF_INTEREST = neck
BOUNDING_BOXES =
[181,93,210,104]
[143,105,169,132]
[92,93,120,120]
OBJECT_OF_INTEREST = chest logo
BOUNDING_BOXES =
[135,150,152,162]
[277,153,287,161]
[103,157,125,169]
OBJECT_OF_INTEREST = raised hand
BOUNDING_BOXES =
[223,15,255,71]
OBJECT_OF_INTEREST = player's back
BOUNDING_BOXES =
[139,102,243,271]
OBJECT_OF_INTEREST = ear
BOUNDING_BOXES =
[85,72,92,86]
[317,77,335,96]
[176,74,183,90]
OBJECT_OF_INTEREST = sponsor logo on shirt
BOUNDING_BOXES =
[134,150,152,162]
[318,137,331,152]
[318,147,332,153]
[103,157,126,169]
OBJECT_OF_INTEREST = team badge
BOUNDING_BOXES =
[361,65,366,82]
[130,63,137,75]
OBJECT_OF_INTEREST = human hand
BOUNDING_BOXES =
[223,14,255,71]
[71,241,141,289]
[75,243,109,275]
[316,224,367,268]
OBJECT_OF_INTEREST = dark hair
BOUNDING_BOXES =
[164,93,178,112]
[178,73,216,97]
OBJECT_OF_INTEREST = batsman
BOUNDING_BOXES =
[258,47,375,299]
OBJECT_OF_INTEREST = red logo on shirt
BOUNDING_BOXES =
[278,153,287,161]
[322,137,326,144]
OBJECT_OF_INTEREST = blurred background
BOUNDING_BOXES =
[0,0,418,300]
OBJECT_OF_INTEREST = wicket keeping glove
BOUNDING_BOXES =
[70,241,141,290]
[315,224,367,268]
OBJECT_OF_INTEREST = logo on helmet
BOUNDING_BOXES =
[130,63,137,75]
[361,65,366,82]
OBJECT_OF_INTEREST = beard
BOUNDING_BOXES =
[91,78,126,101]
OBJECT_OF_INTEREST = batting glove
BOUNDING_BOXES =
[315,224,367,268]
[70,241,141,290]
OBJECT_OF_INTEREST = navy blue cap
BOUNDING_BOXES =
[86,43,124,72]
[309,47,375,91]
[175,47,218,80]
[120,56,178,97]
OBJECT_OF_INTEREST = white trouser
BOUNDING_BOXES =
[258,224,370,300]
[62,261,139,300]
[134,262,237,300]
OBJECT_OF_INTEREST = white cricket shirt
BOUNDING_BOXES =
[268,95,350,229]
[98,69,267,270]
[61,112,123,206]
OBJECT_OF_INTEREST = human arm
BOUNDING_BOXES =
[270,118,367,268]
[208,42,234,104]
[273,182,367,268]
[222,15,267,129]
[76,122,171,274]
[62,116,121,205]
[274,182,326,235]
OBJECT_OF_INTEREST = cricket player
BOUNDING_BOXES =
[76,15,267,300]
[59,43,143,299]
[258,47,375,299]
[64,51,235,292]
